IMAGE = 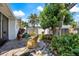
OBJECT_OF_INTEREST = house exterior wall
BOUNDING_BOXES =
[8,18,19,40]
[27,27,50,35]
[27,27,38,34]
[0,4,19,40]
[0,12,9,39]
[8,18,15,40]
[0,13,18,40]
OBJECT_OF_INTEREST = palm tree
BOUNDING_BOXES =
[28,13,39,34]
[28,13,38,27]
[21,21,28,28]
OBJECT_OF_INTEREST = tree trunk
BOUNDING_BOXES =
[52,28,56,35]
[59,16,65,36]
[59,27,61,36]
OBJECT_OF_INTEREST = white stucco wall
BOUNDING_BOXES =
[8,18,16,40]
[15,19,19,38]
[38,28,44,34]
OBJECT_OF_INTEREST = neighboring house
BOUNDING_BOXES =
[27,24,79,35]
[27,25,52,35]
[27,27,43,35]
[61,25,79,34]
[0,3,19,40]
[61,25,71,34]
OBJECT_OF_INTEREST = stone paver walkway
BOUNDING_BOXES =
[0,39,28,56]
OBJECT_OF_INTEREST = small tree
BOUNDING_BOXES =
[57,4,73,35]
[39,3,73,35]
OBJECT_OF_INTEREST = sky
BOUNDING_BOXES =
[70,3,79,22]
[9,3,45,22]
[9,3,79,22]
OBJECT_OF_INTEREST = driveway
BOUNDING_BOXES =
[0,39,28,56]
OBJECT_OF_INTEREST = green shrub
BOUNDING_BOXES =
[39,33,45,40]
[51,34,79,56]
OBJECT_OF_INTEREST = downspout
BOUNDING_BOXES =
[1,13,2,38]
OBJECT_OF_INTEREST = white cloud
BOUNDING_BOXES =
[13,10,25,17]
[22,18,29,22]
[70,5,79,12]
[37,6,43,12]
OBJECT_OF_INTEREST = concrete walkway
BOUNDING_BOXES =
[0,39,28,56]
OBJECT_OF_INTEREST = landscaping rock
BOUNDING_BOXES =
[22,40,54,56]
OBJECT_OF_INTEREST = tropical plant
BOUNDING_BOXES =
[51,34,79,56]
[28,13,39,34]
[28,13,39,27]
[19,20,28,29]
[21,21,28,28]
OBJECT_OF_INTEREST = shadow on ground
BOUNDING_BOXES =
[0,39,27,55]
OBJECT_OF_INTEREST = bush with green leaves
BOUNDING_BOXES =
[39,33,45,40]
[51,34,79,56]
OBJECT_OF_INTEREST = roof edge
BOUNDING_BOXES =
[6,3,17,19]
